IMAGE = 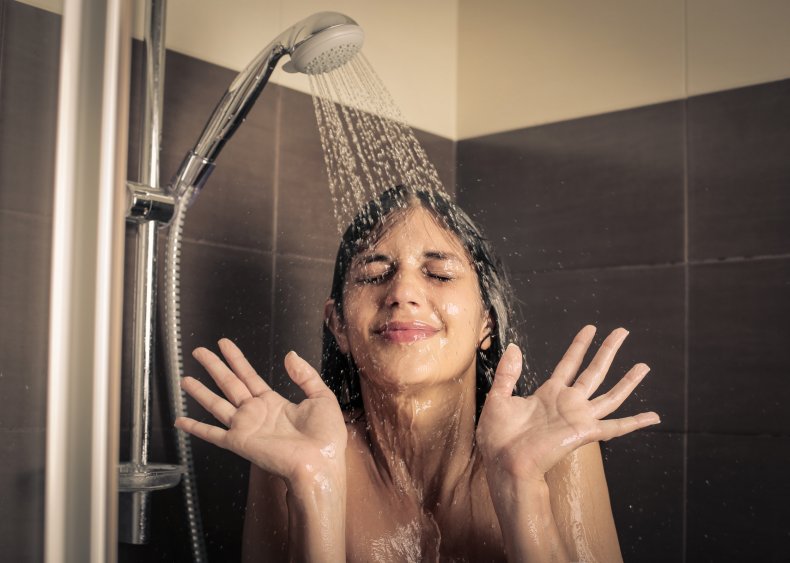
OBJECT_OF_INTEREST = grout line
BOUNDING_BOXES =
[509,252,790,278]
[275,251,335,265]
[0,207,52,221]
[179,236,337,266]
[180,236,336,264]
[180,236,272,256]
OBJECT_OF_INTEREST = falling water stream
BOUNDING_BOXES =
[307,53,448,230]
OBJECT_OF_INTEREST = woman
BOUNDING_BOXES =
[176,186,660,562]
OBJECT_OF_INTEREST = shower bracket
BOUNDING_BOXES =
[126,181,175,224]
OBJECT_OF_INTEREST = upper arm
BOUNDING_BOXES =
[242,464,289,562]
[545,442,623,563]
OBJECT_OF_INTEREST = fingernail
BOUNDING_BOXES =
[506,343,519,352]
[649,413,661,424]
[286,350,300,361]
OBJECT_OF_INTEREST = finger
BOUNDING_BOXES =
[174,416,228,448]
[218,338,271,396]
[489,343,522,398]
[181,376,236,427]
[596,411,661,441]
[192,346,252,406]
[573,328,629,398]
[590,363,650,418]
[284,351,334,400]
[550,325,597,385]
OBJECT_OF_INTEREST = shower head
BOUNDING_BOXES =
[170,12,364,203]
[283,23,364,74]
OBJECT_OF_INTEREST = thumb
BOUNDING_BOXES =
[283,351,334,399]
[489,343,522,398]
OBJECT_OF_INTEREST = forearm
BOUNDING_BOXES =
[487,471,570,563]
[285,464,347,563]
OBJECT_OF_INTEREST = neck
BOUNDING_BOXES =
[359,371,478,510]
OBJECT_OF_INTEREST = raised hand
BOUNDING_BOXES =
[174,339,347,484]
[476,326,660,482]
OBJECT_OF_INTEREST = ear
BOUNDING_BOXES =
[324,299,350,354]
[478,311,493,351]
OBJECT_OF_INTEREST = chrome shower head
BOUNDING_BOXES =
[283,23,364,74]
[170,12,364,203]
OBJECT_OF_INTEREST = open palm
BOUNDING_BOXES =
[175,339,347,483]
[477,326,659,482]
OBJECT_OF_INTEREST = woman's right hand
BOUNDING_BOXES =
[175,339,348,485]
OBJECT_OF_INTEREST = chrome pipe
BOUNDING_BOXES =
[121,0,167,546]
[169,11,362,203]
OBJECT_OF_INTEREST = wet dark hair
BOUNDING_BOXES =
[320,185,531,415]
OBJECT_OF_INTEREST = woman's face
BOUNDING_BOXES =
[328,206,491,393]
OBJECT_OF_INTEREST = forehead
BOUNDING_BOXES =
[365,206,466,256]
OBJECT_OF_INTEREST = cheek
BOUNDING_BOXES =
[440,293,485,335]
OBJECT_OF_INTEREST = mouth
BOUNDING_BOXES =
[375,320,441,344]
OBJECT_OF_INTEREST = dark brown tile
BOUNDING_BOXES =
[0,211,51,431]
[0,1,60,217]
[688,258,790,433]
[688,79,790,260]
[687,433,790,562]
[154,50,278,252]
[119,238,273,434]
[271,255,335,400]
[126,39,145,181]
[276,87,339,260]
[457,101,685,272]
[189,437,248,562]
[601,431,684,563]
[167,239,273,423]
[512,265,685,432]
[0,429,45,563]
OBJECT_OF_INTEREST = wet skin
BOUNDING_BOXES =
[176,207,660,562]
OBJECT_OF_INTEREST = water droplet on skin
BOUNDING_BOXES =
[320,443,337,459]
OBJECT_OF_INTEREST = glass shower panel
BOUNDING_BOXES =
[0,1,63,561]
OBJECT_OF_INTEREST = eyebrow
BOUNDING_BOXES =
[354,253,390,266]
[423,250,462,262]
[353,250,463,266]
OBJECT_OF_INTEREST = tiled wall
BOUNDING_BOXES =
[457,78,790,562]
[3,2,788,562]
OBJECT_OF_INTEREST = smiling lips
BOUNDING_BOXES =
[376,321,440,343]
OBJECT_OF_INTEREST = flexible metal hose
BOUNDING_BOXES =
[162,186,208,562]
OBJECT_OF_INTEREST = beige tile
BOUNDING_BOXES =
[687,0,790,95]
[458,0,686,138]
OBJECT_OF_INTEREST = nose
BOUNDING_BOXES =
[384,269,425,309]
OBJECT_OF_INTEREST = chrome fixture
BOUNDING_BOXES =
[169,11,364,206]
[122,7,363,562]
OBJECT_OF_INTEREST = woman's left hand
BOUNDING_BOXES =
[476,325,660,483]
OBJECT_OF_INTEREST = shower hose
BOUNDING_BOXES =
[162,185,208,563]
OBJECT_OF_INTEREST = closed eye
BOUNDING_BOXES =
[428,272,453,282]
[354,268,394,285]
